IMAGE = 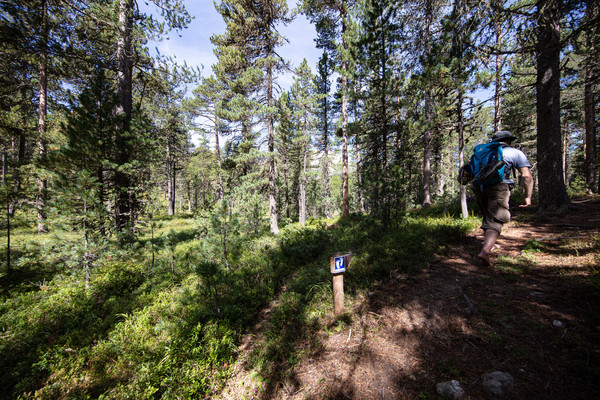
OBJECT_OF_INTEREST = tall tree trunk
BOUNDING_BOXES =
[380,51,389,226]
[284,167,290,218]
[2,151,9,272]
[423,96,432,207]
[186,167,192,213]
[584,61,596,193]
[437,151,445,197]
[37,0,48,233]
[214,105,224,201]
[221,203,230,270]
[396,91,406,211]
[13,87,28,208]
[9,133,26,216]
[584,0,597,193]
[167,139,172,215]
[299,147,307,226]
[323,148,331,218]
[115,0,134,232]
[422,0,433,208]
[341,0,350,218]
[356,136,364,213]
[167,137,175,216]
[267,60,279,234]
[318,51,332,218]
[83,198,90,288]
[493,0,504,131]
[322,121,331,219]
[5,188,10,272]
[563,119,569,186]
[536,0,569,212]
[458,92,468,218]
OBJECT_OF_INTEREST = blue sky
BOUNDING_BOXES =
[147,1,322,91]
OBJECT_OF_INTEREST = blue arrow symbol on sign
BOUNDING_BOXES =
[334,256,345,272]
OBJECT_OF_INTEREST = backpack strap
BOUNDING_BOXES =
[500,143,517,183]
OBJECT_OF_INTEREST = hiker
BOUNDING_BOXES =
[473,131,533,265]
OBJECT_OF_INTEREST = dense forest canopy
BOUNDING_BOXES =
[1,0,599,398]
[1,0,598,239]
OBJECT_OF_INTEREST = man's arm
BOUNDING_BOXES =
[519,167,533,208]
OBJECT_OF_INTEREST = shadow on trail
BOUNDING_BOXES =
[229,214,475,399]
[317,203,600,399]
[240,200,600,400]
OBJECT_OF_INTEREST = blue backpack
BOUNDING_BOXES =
[458,142,507,188]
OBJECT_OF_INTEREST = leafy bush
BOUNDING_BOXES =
[1,211,477,399]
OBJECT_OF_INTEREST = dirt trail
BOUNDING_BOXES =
[223,197,600,400]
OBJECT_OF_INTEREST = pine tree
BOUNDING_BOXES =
[440,0,484,218]
[353,0,401,225]
[314,51,334,218]
[144,64,191,216]
[190,76,228,201]
[276,91,296,220]
[213,0,294,234]
[303,0,356,218]
[581,0,599,193]
[290,59,319,226]
[535,0,570,212]
[421,0,435,208]
[113,0,191,233]
[57,69,118,235]
[211,5,262,185]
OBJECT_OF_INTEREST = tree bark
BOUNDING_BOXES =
[37,0,48,233]
[214,105,224,201]
[494,65,503,131]
[437,151,445,197]
[356,137,364,213]
[167,136,175,216]
[584,62,596,193]
[283,166,290,218]
[115,0,134,232]
[3,151,9,271]
[341,0,350,218]
[322,113,331,219]
[584,0,597,193]
[422,0,433,208]
[186,166,192,213]
[318,48,332,219]
[323,148,331,218]
[536,0,569,212]
[563,119,569,186]
[299,147,307,226]
[267,60,279,234]
[493,0,504,131]
[458,92,468,218]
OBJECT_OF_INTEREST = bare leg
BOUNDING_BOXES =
[477,229,500,266]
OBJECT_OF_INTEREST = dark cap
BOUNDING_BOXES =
[491,130,517,142]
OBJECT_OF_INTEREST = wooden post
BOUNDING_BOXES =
[330,252,353,316]
[333,274,344,316]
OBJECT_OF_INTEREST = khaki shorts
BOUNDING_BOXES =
[473,183,511,233]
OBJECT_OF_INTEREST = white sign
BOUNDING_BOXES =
[334,256,346,273]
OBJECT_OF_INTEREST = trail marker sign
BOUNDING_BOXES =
[330,252,353,274]
[329,252,354,316]
[333,256,346,273]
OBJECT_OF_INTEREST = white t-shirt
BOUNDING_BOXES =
[502,146,531,184]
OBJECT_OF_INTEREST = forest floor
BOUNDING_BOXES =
[220,197,600,400]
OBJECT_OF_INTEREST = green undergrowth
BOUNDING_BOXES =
[0,212,477,399]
